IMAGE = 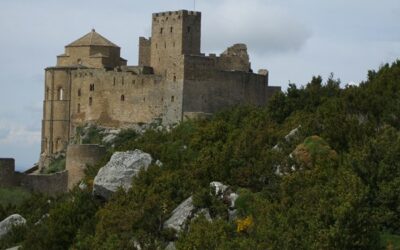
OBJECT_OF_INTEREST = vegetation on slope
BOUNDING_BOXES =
[1,60,400,249]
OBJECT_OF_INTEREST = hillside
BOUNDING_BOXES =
[1,60,400,249]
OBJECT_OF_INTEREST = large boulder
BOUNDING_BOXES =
[163,197,195,232]
[93,149,153,200]
[0,214,26,238]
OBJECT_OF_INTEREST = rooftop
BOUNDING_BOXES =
[66,29,119,48]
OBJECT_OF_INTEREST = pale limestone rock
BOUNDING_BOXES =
[0,214,26,238]
[93,149,152,200]
[163,197,195,232]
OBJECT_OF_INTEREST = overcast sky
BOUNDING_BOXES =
[0,0,399,170]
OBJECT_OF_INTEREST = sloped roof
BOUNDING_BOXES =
[66,29,119,48]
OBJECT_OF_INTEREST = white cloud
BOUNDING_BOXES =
[0,121,41,146]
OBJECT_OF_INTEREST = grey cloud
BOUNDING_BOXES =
[201,0,312,55]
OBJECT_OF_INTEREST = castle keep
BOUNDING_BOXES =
[41,10,280,162]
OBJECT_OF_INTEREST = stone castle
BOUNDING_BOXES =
[42,9,280,162]
[1,10,280,194]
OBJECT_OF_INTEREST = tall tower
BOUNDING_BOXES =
[150,10,201,75]
[41,30,125,168]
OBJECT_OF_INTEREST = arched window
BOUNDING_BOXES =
[78,88,81,97]
[77,103,81,113]
[121,95,125,102]
[89,84,94,91]
[89,97,93,106]
[173,75,177,82]
[58,88,64,100]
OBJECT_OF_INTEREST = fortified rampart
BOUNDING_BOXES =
[0,159,18,188]
[66,144,106,189]
[0,144,105,195]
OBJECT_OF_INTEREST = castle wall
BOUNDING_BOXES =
[0,159,17,188]
[0,158,68,196]
[182,55,271,114]
[66,144,106,189]
[139,37,151,66]
[19,171,68,195]
[69,68,184,132]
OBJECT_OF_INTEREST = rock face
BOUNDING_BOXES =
[0,214,26,238]
[163,197,195,232]
[210,181,228,197]
[93,149,153,200]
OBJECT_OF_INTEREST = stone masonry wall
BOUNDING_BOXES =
[182,54,274,115]
[0,158,68,196]
[69,68,184,135]
[0,159,17,188]
[66,144,106,189]
[139,37,151,67]
[19,171,68,195]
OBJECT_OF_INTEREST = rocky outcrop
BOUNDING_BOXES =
[210,181,238,209]
[165,242,176,250]
[93,149,153,200]
[163,197,195,232]
[0,214,26,238]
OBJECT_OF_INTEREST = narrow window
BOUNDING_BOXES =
[165,42,167,49]
[77,103,81,113]
[171,96,175,102]
[89,97,93,106]
[156,43,158,49]
[43,138,48,153]
[143,97,146,102]
[173,75,177,82]
[113,77,116,86]
[133,79,136,84]
[160,28,163,34]
[58,88,64,100]
[89,84,94,91]
[170,27,173,33]
[46,87,49,100]
[173,41,175,47]
[121,95,125,102]
[187,26,191,33]
[78,88,81,97]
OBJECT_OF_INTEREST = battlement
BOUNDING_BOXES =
[152,10,201,18]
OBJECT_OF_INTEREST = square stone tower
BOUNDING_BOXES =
[149,10,201,75]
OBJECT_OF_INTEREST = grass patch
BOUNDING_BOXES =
[0,187,31,206]
[381,232,400,250]
[44,157,66,174]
